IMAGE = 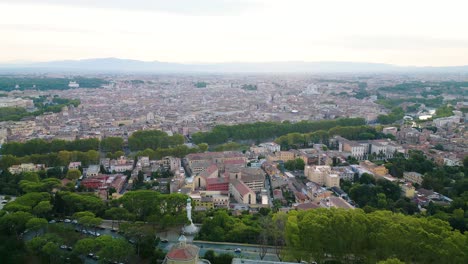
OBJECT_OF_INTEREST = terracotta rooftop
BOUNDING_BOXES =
[295,192,308,201]
[223,159,246,165]
[166,243,199,261]
[329,197,354,209]
[206,164,219,175]
[206,176,229,185]
[296,202,320,211]
[231,179,252,196]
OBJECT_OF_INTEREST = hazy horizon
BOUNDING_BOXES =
[1,57,468,68]
[1,0,468,67]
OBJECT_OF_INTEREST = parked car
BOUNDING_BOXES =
[64,219,71,223]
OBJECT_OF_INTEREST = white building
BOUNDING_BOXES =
[68,81,80,88]
[68,162,82,170]
[86,165,100,177]
[433,116,460,127]
[259,142,281,153]
[335,136,367,160]
[0,98,34,108]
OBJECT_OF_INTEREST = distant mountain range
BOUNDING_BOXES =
[1,58,468,73]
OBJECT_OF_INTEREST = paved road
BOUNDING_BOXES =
[158,241,280,261]
[195,241,280,261]
[25,220,281,262]
[0,195,16,210]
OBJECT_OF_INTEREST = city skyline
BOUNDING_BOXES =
[1,0,468,66]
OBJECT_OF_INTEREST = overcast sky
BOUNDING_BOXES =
[1,0,468,66]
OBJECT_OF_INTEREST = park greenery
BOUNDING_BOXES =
[274,125,394,150]
[373,81,468,120]
[128,130,185,151]
[203,250,234,264]
[135,143,208,160]
[378,81,468,98]
[0,97,81,121]
[241,84,258,91]
[434,104,456,118]
[0,182,189,263]
[100,137,124,153]
[377,107,405,125]
[0,76,107,91]
[353,84,369,99]
[284,208,467,264]
[194,207,467,263]
[376,96,444,110]
[212,142,248,152]
[0,144,206,175]
[345,151,468,233]
[341,175,419,215]
[191,117,366,145]
[194,81,207,88]
[284,158,306,171]
[0,131,206,171]
[0,138,99,157]
[0,150,100,172]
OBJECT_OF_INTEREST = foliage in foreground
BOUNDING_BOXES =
[285,208,467,264]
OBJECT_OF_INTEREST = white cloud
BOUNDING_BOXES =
[1,0,468,66]
[1,0,260,15]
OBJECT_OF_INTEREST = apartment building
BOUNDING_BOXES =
[304,165,340,188]
[230,180,256,205]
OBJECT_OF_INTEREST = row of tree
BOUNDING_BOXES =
[191,118,366,145]
[0,138,99,157]
[274,125,394,150]
[284,208,467,263]
[0,150,100,170]
[196,207,467,263]
[128,130,185,151]
[0,131,186,157]
[0,77,107,91]
[135,143,208,159]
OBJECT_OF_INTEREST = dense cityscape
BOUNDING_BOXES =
[0,72,466,264]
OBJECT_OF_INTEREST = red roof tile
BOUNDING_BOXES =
[232,180,252,196]
[166,244,199,260]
